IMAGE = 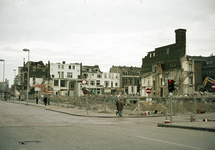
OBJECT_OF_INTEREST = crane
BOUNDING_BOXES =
[198,77,215,92]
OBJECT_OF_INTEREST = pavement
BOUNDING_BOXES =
[4,99,215,132]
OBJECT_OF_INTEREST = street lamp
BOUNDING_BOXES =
[0,59,5,101]
[13,69,16,98]
[23,49,30,105]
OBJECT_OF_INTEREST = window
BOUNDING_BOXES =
[189,77,193,84]
[104,74,107,78]
[115,82,118,86]
[61,72,64,78]
[90,81,95,86]
[69,82,74,89]
[67,72,73,78]
[83,74,88,79]
[96,80,100,86]
[54,80,59,86]
[115,75,118,78]
[73,66,75,69]
[62,65,64,69]
[148,80,150,86]
[60,80,66,87]
[69,65,71,69]
[125,79,128,84]
[52,75,54,78]
[170,63,176,67]
[97,74,101,78]
[33,76,36,84]
[58,72,60,78]
[131,79,134,84]
[42,68,45,72]
[33,67,36,72]
[189,64,192,71]
[58,65,60,69]
[131,87,134,92]
[166,48,169,54]
[105,81,109,87]
[153,52,155,57]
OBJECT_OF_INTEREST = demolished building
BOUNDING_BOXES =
[141,29,195,97]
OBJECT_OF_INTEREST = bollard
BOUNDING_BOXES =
[190,115,196,122]
[203,118,209,122]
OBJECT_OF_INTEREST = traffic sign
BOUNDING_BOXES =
[82,79,87,85]
[146,88,151,94]
[83,89,88,95]
[212,83,215,91]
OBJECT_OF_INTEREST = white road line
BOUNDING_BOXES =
[137,136,201,150]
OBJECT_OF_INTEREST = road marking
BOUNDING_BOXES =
[137,136,201,150]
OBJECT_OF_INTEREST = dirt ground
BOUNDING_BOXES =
[35,94,215,115]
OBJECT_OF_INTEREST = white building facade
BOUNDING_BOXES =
[50,61,82,96]
[82,71,120,95]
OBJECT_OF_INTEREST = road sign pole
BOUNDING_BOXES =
[170,93,172,123]
[137,95,139,115]
[194,95,197,114]
[86,96,88,115]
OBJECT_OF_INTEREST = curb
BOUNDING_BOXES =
[5,100,163,118]
[46,109,162,118]
[157,123,215,132]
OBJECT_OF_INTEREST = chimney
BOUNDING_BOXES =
[175,29,186,44]
[23,58,25,67]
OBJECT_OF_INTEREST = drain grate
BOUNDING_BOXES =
[19,141,41,145]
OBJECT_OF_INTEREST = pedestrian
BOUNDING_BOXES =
[117,99,123,117]
[36,96,38,104]
[48,95,50,105]
[116,99,119,116]
[44,96,47,106]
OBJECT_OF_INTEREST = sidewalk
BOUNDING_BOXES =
[5,99,215,132]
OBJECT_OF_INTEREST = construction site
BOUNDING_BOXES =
[27,92,215,116]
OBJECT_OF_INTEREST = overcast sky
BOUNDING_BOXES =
[0,0,215,87]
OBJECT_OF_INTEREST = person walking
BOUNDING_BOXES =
[116,99,119,116]
[44,96,47,106]
[118,99,123,117]
[36,96,38,104]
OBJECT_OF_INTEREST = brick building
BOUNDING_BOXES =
[109,66,141,95]
[141,29,196,97]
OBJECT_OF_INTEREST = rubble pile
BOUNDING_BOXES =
[36,94,215,115]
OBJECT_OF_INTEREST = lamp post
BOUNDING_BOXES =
[23,49,30,105]
[0,59,5,101]
[13,69,16,98]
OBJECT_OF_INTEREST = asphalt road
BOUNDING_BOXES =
[0,101,215,150]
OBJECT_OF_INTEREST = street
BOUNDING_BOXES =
[0,101,215,150]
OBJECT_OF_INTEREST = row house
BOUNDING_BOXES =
[82,65,120,95]
[109,65,141,95]
[50,61,82,96]
[18,60,50,95]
